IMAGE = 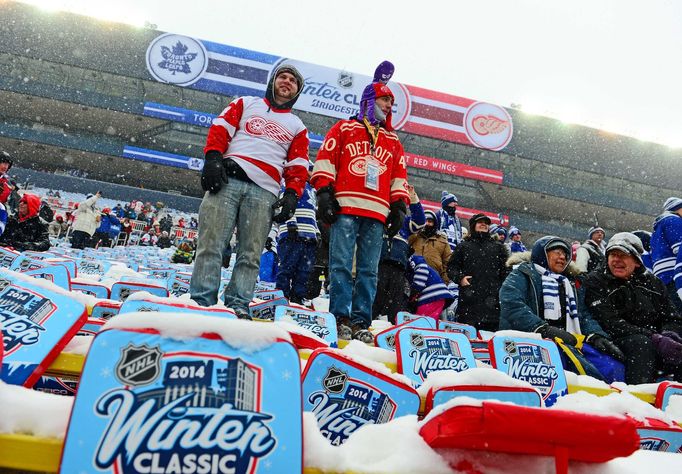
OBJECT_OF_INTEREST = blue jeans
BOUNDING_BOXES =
[190,179,276,311]
[329,215,384,329]
[276,237,317,299]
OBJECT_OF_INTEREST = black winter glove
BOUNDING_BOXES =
[201,151,227,194]
[272,189,299,224]
[316,186,340,225]
[385,200,407,239]
[586,334,626,362]
[536,324,578,346]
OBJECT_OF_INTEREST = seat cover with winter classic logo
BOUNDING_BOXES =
[59,313,303,473]
[395,328,476,387]
[301,348,420,446]
[488,335,568,407]
[0,269,87,386]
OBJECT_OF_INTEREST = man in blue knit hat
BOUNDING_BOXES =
[652,197,682,313]
[435,191,463,251]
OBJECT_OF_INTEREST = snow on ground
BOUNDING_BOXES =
[416,368,538,398]
[304,412,453,474]
[564,371,613,389]
[342,339,397,365]
[303,409,682,473]
[0,381,73,438]
[612,381,661,395]
[551,390,677,425]
[103,311,292,352]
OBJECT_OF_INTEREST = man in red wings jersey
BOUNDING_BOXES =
[311,61,410,341]
[190,64,310,318]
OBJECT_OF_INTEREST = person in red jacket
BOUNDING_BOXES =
[0,193,50,252]
[311,61,409,342]
[0,151,15,205]
[190,64,309,319]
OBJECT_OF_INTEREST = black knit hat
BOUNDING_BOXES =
[469,213,491,229]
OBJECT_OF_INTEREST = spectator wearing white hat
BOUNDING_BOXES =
[575,226,606,274]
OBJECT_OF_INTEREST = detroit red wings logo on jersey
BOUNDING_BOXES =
[244,116,294,143]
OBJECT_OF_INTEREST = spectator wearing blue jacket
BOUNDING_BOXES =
[275,183,318,304]
[113,203,125,218]
[509,226,527,253]
[652,197,682,314]
[373,184,425,323]
[258,237,278,284]
[93,208,120,248]
[435,191,463,251]
[408,254,454,323]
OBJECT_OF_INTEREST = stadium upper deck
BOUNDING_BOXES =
[0,2,679,241]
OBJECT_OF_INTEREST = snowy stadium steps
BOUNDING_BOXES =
[0,351,670,473]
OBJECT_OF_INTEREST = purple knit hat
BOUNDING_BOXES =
[358,61,395,129]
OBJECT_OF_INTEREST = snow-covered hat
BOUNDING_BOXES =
[663,197,682,213]
[587,226,605,240]
[441,191,458,208]
[606,232,643,265]
[509,226,521,238]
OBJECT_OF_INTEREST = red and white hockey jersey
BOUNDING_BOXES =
[204,97,309,197]
[311,119,409,223]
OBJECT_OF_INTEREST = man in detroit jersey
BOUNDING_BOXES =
[311,61,409,342]
[190,64,309,318]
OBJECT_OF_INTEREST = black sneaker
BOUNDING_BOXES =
[234,308,252,320]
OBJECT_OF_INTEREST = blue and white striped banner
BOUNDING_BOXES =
[122,145,203,171]
[145,33,409,127]
[142,102,324,148]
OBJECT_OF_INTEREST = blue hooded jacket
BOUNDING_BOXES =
[499,236,606,336]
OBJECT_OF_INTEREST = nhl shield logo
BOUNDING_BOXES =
[115,344,162,386]
[386,333,396,349]
[323,367,347,394]
[410,332,425,349]
[504,339,517,355]
[0,278,10,292]
[337,71,353,89]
